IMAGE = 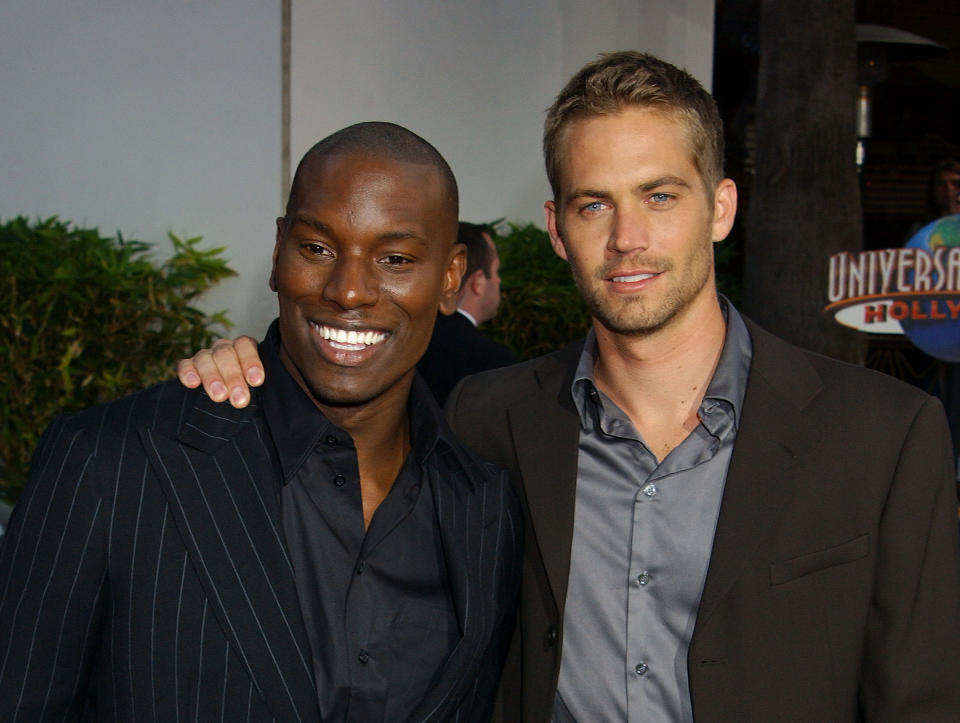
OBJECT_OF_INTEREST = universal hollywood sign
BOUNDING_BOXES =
[825,247,960,334]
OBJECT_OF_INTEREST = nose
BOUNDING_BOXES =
[322,255,379,309]
[606,206,650,255]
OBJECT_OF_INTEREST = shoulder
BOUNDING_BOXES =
[450,339,583,410]
[744,317,941,428]
[40,379,241,462]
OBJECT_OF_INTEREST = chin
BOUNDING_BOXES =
[304,383,382,408]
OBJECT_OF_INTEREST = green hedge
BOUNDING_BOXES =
[484,222,592,360]
[0,216,235,500]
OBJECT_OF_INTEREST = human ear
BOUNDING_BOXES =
[438,243,466,315]
[544,200,569,261]
[468,268,487,297]
[711,179,738,243]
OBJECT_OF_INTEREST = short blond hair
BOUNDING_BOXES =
[543,51,725,201]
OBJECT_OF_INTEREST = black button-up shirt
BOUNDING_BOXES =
[258,324,459,721]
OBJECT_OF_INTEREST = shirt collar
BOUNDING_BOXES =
[456,308,478,327]
[571,296,753,429]
[257,319,447,482]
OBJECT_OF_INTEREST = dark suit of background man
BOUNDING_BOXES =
[0,122,521,721]
[174,54,960,721]
[418,221,517,404]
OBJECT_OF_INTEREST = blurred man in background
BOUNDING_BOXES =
[417,221,516,404]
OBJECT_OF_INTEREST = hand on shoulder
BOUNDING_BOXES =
[176,336,265,408]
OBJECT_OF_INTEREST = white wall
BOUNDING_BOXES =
[290,0,716,230]
[1,0,715,338]
[0,0,281,337]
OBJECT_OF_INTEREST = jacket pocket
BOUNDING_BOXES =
[769,534,870,585]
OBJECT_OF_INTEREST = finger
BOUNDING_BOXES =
[233,336,266,387]
[176,357,202,388]
[211,338,252,408]
[190,348,232,403]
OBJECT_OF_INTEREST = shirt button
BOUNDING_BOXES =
[703,403,716,415]
[635,662,649,676]
[356,561,365,575]
[545,625,557,648]
[642,483,658,497]
[637,571,650,586]
[325,434,338,446]
[358,649,370,664]
[333,474,346,487]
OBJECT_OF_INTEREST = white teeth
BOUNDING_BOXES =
[311,322,387,347]
[612,272,657,283]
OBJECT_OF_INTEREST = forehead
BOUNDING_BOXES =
[290,151,453,235]
[558,108,700,189]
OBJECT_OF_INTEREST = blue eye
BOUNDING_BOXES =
[583,201,605,212]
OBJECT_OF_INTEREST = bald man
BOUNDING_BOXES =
[0,122,521,722]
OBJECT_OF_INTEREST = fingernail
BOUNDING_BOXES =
[185,372,200,386]
[230,387,249,406]
[210,381,227,400]
[248,367,264,385]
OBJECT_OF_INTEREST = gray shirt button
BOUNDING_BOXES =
[642,483,658,497]
[637,571,650,586]
[634,662,648,676]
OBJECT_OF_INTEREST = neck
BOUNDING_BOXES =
[592,294,726,462]
[318,381,413,530]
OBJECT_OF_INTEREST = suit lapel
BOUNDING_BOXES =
[410,457,487,720]
[141,392,319,721]
[695,321,824,630]
[509,346,582,615]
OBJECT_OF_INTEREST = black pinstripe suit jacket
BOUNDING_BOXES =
[0,377,521,721]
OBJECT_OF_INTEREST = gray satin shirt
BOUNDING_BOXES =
[555,300,752,722]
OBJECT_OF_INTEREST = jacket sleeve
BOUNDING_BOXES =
[0,413,110,721]
[859,395,960,720]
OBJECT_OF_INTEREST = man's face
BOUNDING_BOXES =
[933,170,960,217]
[544,107,736,337]
[272,151,463,409]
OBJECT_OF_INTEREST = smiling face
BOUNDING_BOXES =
[544,107,736,338]
[272,151,463,410]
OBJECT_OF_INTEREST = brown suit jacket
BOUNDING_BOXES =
[446,317,960,721]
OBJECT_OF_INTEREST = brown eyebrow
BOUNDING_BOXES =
[564,188,613,206]
[638,175,691,192]
[564,176,693,206]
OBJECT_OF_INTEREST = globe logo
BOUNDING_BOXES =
[902,215,960,361]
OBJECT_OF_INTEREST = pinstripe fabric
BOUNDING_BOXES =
[0,378,521,722]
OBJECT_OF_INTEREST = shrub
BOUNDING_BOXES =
[484,222,591,359]
[0,216,235,500]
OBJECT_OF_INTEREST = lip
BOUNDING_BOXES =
[308,320,391,366]
[605,269,662,293]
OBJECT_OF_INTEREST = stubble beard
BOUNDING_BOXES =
[569,239,715,338]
